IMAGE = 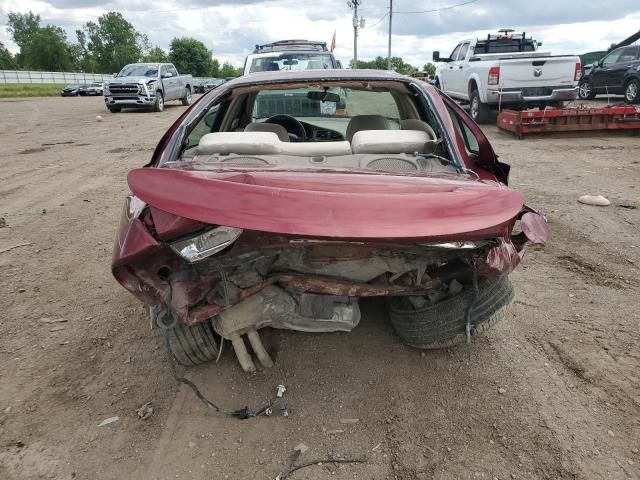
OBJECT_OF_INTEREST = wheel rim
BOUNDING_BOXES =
[470,96,479,118]
[626,82,638,101]
[579,82,591,99]
[186,90,191,103]
[158,96,164,110]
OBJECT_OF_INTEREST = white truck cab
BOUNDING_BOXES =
[433,30,581,123]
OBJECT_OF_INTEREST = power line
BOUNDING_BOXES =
[394,0,478,15]
[369,12,389,29]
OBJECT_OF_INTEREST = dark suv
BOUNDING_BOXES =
[578,45,640,103]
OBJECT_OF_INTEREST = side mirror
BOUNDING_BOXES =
[162,72,174,78]
[112,73,118,77]
[432,51,440,62]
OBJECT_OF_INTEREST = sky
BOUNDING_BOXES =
[1,0,640,69]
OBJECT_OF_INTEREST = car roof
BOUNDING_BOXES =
[224,69,409,87]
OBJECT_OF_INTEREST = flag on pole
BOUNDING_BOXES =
[330,31,336,52]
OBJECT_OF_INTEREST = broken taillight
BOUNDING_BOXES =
[488,66,500,86]
[574,61,582,81]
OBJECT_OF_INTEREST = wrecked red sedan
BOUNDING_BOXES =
[112,70,548,372]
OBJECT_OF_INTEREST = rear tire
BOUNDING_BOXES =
[165,321,221,366]
[108,107,121,113]
[388,276,514,349]
[469,89,491,124]
[153,92,164,112]
[578,80,595,100]
[624,79,640,104]
[181,87,192,106]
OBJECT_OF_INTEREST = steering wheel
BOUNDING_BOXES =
[265,115,307,142]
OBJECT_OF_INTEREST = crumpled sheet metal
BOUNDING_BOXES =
[476,210,549,276]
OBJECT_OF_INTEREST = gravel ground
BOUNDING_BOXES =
[0,95,639,480]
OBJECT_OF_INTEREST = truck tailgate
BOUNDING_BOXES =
[496,56,577,89]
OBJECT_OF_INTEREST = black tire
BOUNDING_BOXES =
[624,79,640,104]
[388,276,514,349]
[469,89,491,124]
[549,101,567,108]
[181,87,192,106]
[166,321,221,366]
[108,107,121,113]
[578,80,595,100]
[153,91,164,112]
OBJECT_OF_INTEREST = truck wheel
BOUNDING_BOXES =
[153,92,164,112]
[388,276,514,349]
[108,107,121,113]
[578,80,595,100]
[469,89,491,124]
[624,79,640,104]
[181,87,192,106]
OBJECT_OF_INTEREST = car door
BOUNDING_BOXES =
[591,48,624,93]
[160,65,177,100]
[169,65,182,100]
[440,43,462,95]
[449,42,471,97]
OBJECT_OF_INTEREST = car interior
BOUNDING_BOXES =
[178,81,458,174]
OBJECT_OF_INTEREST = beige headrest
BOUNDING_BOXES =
[244,122,290,142]
[351,130,432,154]
[198,132,280,155]
[345,115,390,142]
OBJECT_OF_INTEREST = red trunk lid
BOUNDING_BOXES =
[128,168,524,240]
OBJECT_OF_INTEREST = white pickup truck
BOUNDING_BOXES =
[433,30,582,123]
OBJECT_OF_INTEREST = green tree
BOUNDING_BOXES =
[78,12,145,73]
[0,42,17,69]
[350,56,416,74]
[6,11,40,49]
[219,61,241,78]
[144,46,169,63]
[20,25,76,71]
[168,37,213,76]
[422,62,436,76]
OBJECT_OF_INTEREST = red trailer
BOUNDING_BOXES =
[497,105,640,139]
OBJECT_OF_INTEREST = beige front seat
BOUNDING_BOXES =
[400,119,437,140]
[244,122,290,142]
[345,115,390,142]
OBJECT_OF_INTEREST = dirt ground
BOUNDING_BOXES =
[1,95,639,480]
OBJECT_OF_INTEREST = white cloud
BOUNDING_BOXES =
[1,0,639,69]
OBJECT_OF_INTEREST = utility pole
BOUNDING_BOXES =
[348,0,361,68]
[387,0,393,70]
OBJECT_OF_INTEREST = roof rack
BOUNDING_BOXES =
[253,40,328,53]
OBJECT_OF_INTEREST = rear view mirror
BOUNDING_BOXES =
[283,59,299,66]
[307,91,341,103]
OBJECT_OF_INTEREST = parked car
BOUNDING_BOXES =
[104,63,193,113]
[60,84,81,96]
[243,39,342,75]
[578,45,640,103]
[86,82,104,96]
[433,29,581,122]
[245,40,347,116]
[112,69,548,373]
